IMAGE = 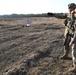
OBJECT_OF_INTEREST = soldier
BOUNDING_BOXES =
[60,3,76,72]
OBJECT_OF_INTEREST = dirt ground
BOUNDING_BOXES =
[0,17,75,75]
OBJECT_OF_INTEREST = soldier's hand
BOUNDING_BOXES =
[71,11,75,14]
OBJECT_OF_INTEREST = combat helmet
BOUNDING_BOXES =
[68,3,76,9]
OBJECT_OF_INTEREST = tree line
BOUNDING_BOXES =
[0,13,67,18]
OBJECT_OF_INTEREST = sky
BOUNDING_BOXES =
[0,0,76,15]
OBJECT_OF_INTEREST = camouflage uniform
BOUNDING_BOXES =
[71,18,76,67]
[60,3,76,72]
[64,12,76,61]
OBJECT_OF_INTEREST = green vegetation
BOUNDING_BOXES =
[0,13,48,18]
[0,13,67,18]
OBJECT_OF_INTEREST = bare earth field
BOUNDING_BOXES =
[0,17,75,75]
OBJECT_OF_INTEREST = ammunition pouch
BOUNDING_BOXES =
[64,17,71,26]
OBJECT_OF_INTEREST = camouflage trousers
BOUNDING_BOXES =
[64,35,76,66]
[64,35,71,56]
[71,36,76,66]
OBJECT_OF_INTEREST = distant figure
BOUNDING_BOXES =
[60,3,76,72]
[26,18,31,27]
